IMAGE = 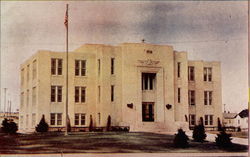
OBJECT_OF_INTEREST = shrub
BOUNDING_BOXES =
[217,118,223,131]
[192,117,206,142]
[173,129,189,148]
[89,115,93,132]
[106,115,111,131]
[1,118,18,134]
[216,130,232,148]
[35,115,49,132]
[66,115,71,132]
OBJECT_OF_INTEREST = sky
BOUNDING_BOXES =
[0,1,248,113]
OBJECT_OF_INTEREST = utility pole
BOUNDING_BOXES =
[64,4,69,136]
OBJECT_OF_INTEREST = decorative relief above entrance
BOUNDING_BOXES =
[138,59,160,66]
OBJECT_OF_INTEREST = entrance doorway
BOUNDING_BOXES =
[142,102,154,122]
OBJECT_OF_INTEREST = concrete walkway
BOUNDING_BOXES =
[156,131,248,146]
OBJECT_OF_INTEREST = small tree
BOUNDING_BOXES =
[1,118,9,133]
[36,115,49,132]
[192,117,206,142]
[1,118,18,134]
[106,115,111,131]
[216,129,232,148]
[89,115,93,132]
[66,115,71,132]
[173,129,189,148]
[217,118,223,131]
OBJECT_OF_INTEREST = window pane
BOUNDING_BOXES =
[75,60,80,76]
[204,68,207,81]
[81,60,86,76]
[51,86,56,102]
[57,59,62,75]
[75,87,79,102]
[51,59,56,75]
[177,62,181,78]
[81,114,85,125]
[75,114,79,125]
[178,88,181,103]
[57,86,62,102]
[208,68,212,81]
[51,113,55,125]
[81,87,85,103]
[111,58,114,75]
[111,85,114,102]
[57,113,62,125]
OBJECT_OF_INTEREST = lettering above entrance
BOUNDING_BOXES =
[138,59,160,66]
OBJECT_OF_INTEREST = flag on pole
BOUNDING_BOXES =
[64,4,68,28]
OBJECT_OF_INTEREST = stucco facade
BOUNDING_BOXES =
[19,43,222,132]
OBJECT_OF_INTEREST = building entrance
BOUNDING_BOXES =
[142,102,154,122]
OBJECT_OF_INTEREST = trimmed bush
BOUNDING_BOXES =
[173,129,189,148]
[89,115,93,132]
[106,115,111,131]
[217,118,223,131]
[1,118,18,134]
[216,130,232,148]
[192,117,206,142]
[36,115,49,132]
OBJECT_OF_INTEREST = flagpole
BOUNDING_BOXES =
[65,4,69,136]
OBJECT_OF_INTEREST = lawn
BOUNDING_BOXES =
[0,132,248,154]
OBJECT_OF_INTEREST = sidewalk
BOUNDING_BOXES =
[185,131,248,146]
[156,131,248,146]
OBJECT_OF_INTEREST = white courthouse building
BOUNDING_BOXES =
[19,43,222,132]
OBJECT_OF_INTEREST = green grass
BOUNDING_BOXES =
[0,132,248,154]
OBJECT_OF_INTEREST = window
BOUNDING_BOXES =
[111,85,114,102]
[50,113,62,125]
[188,90,195,105]
[177,62,181,78]
[189,114,196,125]
[75,86,86,103]
[51,86,62,102]
[21,69,24,85]
[32,113,36,127]
[75,113,86,126]
[32,87,36,106]
[98,59,101,76]
[205,115,213,125]
[27,64,30,81]
[32,60,37,80]
[75,60,86,76]
[142,73,156,90]
[204,91,212,105]
[27,90,29,106]
[177,88,181,103]
[51,58,63,75]
[98,86,101,103]
[111,58,115,75]
[50,113,56,125]
[188,66,195,81]
[57,113,62,125]
[204,67,212,82]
